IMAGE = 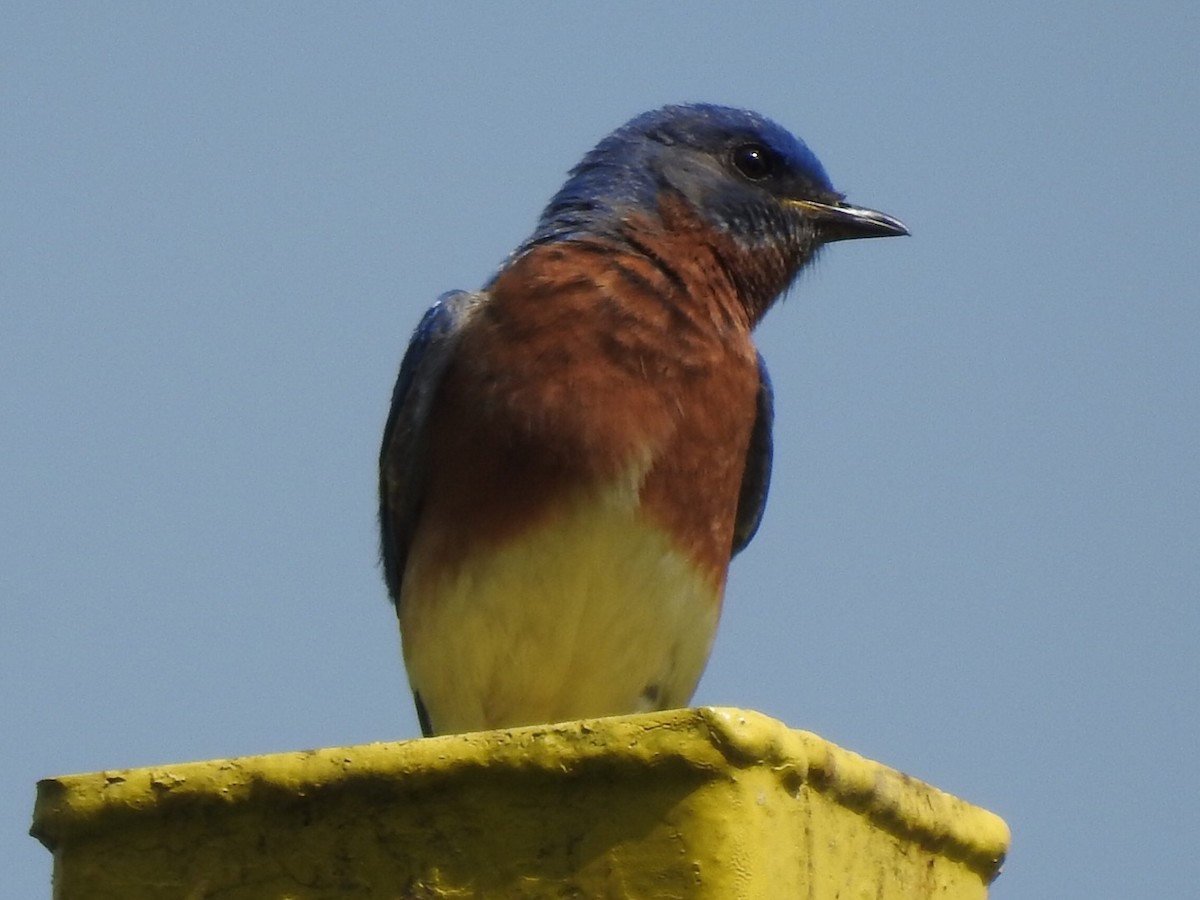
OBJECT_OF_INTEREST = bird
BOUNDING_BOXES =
[379,103,907,737]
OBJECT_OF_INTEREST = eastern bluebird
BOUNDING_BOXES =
[380,104,907,736]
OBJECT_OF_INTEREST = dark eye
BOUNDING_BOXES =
[731,143,779,181]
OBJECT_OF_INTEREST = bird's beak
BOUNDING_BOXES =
[785,198,909,242]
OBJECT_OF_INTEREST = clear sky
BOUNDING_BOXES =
[4,4,1197,897]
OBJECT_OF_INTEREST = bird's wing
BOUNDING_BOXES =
[379,290,482,607]
[731,352,774,556]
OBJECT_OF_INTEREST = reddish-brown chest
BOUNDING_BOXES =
[416,235,763,580]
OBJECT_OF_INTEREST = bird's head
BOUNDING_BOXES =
[521,103,907,316]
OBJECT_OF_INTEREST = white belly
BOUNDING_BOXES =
[399,482,722,734]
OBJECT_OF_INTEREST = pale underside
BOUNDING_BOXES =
[399,472,722,735]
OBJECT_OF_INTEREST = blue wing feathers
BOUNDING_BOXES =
[731,353,774,555]
[378,291,480,605]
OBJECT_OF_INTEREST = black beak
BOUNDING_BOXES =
[785,198,909,242]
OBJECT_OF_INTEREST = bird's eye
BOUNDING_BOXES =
[731,143,779,181]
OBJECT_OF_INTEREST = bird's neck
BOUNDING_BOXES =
[514,193,802,330]
[648,193,802,326]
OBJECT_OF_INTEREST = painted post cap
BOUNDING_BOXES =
[32,707,1009,899]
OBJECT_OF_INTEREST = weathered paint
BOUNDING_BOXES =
[32,708,1009,899]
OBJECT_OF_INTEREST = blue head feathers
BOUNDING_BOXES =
[524,104,838,249]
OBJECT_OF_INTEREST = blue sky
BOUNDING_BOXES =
[4,4,1197,897]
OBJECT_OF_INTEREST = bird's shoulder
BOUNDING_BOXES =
[381,290,483,468]
[378,289,484,601]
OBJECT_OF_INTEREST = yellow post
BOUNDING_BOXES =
[31,708,1008,899]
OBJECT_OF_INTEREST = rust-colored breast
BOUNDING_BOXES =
[415,223,763,581]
